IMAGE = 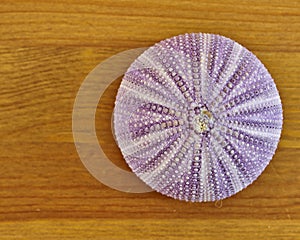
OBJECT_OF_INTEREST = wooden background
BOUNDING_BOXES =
[0,0,299,239]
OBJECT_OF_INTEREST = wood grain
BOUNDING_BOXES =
[0,0,299,239]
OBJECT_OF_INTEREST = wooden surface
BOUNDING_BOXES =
[0,0,299,239]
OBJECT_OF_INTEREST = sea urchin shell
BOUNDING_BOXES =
[113,33,283,202]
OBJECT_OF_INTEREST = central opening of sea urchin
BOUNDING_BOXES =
[192,107,214,134]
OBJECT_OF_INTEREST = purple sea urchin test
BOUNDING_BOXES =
[113,33,283,202]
